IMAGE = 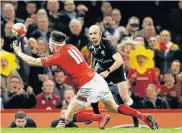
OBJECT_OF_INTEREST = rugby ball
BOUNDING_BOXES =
[12,23,27,37]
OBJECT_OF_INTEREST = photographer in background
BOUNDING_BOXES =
[9,111,36,128]
[51,108,78,128]
[121,16,140,40]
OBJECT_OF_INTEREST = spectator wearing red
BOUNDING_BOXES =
[171,60,182,83]
[35,80,60,110]
[128,45,160,98]
[160,73,179,108]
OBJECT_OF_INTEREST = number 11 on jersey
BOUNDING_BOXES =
[68,49,84,64]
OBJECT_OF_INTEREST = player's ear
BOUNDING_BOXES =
[42,87,44,90]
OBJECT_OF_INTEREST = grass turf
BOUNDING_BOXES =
[1,128,182,133]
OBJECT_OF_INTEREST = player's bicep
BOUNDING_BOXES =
[112,52,123,63]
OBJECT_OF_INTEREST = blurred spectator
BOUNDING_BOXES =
[117,39,136,72]
[59,0,79,35]
[29,16,51,50]
[53,69,73,105]
[169,0,182,45]
[121,16,140,40]
[0,50,22,91]
[47,0,65,32]
[155,67,164,84]
[171,60,182,83]
[35,80,60,110]
[77,4,88,26]
[142,25,156,47]
[1,3,24,38]
[17,37,37,86]
[128,45,160,98]
[160,73,179,108]
[2,76,36,109]
[2,21,16,53]
[111,8,122,28]
[154,30,180,74]
[26,38,51,95]
[66,19,89,50]
[62,88,75,108]
[37,9,48,18]
[134,36,145,47]
[96,1,112,23]
[37,38,49,54]
[148,36,158,49]
[140,84,169,109]
[136,17,155,37]
[19,1,37,21]
[9,111,36,128]
[98,14,120,41]
[82,1,102,27]
[107,35,118,46]
[51,108,78,128]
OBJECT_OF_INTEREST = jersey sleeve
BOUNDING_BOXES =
[105,40,118,56]
[41,53,60,67]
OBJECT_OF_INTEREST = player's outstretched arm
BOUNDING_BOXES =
[13,41,43,67]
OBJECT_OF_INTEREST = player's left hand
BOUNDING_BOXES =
[13,41,22,56]
[100,71,110,79]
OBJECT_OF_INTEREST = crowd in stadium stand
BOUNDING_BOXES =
[1,0,182,111]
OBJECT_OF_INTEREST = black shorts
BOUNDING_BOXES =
[97,65,127,84]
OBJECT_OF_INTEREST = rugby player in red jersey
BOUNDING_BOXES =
[13,31,158,129]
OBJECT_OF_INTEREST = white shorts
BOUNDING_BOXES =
[75,74,111,107]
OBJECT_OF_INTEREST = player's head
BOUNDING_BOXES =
[88,25,102,45]
[49,31,66,53]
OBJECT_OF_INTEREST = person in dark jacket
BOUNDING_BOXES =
[51,108,78,128]
[66,19,89,51]
[2,76,36,109]
[9,111,36,128]
[140,84,169,109]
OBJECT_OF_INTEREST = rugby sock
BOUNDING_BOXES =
[73,111,102,122]
[118,104,144,120]
[91,102,100,114]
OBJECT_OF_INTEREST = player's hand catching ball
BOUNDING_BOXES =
[100,71,110,79]
[13,41,22,57]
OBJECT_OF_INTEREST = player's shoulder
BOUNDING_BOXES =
[61,44,77,51]
[102,37,113,46]
[87,41,93,48]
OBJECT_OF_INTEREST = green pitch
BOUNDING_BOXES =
[1,128,182,133]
